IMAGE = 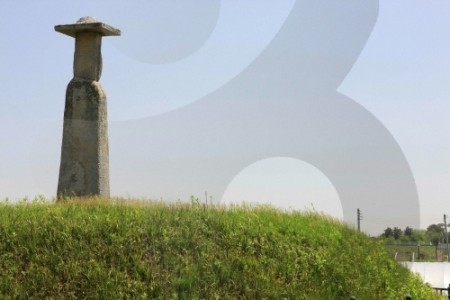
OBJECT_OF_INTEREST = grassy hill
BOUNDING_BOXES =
[0,197,441,299]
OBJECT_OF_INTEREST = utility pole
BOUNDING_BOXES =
[444,214,449,262]
[357,208,362,232]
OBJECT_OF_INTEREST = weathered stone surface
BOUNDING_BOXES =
[55,17,121,38]
[57,80,110,197]
[56,17,119,198]
[74,32,102,81]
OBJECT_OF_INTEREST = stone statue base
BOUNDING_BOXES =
[57,79,110,197]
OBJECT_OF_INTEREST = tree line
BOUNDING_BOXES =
[379,223,448,245]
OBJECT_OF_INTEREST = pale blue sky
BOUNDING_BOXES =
[0,1,449,234]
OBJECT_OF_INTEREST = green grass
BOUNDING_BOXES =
[0,197,442,299]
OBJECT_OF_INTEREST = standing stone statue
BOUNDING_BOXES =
[55,17,120,198]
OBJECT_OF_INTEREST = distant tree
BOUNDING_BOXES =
[393,227,403,240]
[410,229,426,243]
[400,235,410,243]
[383,227,393,238]
[427,223,444,234]
[430,235,441,246]
[426,224,444,245]
[404,226,413,237]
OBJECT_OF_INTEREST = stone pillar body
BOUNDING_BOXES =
[55,17,120,197]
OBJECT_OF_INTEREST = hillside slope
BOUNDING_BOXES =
[0,199,440,299]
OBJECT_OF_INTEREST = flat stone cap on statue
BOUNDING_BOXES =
[55,17,121,38]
